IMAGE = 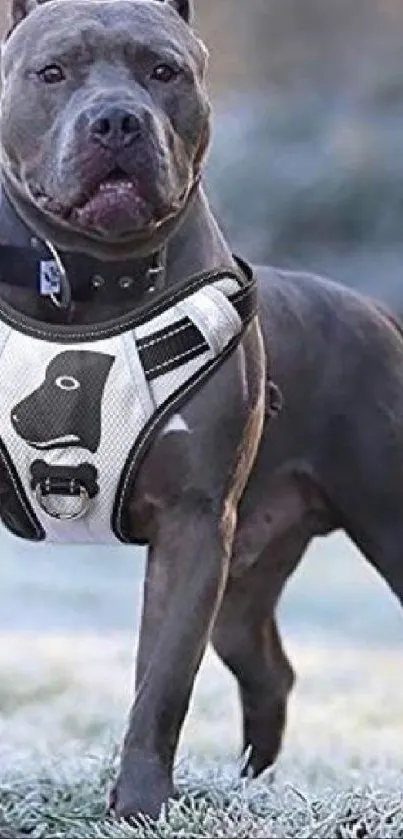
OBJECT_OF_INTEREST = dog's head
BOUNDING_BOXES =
[0,0,210,256]
[11,350,115,452]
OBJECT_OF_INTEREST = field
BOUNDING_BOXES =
[0,532,402,837]
[1,3,403,836]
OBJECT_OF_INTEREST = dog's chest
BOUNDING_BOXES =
[0,274,251,545]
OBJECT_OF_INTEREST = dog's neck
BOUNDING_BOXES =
[0,184,236,325]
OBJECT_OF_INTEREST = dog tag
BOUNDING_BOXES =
[39,259,61,296]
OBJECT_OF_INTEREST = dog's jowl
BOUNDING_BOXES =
[1,0,403,830]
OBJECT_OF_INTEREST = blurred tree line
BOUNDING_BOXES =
[196,1,403,308]
[198,0,403,101]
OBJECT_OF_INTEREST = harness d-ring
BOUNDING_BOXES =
[35,484,90,521]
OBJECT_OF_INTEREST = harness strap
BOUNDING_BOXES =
[138,281,257,381]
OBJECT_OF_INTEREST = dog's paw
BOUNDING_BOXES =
[109,755,175,822]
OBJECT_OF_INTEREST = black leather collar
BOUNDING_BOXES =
[0,191,258,351]
[0,192,167,309]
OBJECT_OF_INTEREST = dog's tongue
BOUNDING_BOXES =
[74,178,148,233]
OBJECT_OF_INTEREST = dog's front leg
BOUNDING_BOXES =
[112,503,234,821]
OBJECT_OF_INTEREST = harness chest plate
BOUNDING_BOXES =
[0,266,257,544]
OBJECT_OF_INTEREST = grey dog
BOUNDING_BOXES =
[1,0,403,828]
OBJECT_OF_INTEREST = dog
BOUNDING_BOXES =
[1,0,403,829]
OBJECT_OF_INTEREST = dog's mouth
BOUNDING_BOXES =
[11,412,80,449]
[70,168,149,232]
[33,168,188,238]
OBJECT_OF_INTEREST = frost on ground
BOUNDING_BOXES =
[0,633,402,837]
[0,533,401,836]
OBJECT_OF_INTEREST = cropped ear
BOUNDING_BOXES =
[9,0,39,32]
[165,0,193,25]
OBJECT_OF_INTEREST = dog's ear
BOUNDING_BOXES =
[9,0,38,31]
[165,0,193,25]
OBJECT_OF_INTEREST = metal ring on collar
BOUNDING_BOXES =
[35,484,90,521]
[44,239,72,310]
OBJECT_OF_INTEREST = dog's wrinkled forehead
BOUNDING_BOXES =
[2,0,207,76]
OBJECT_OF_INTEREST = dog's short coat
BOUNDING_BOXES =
[0,0,403,829]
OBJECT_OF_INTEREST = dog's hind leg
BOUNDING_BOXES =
[339,492,403,613]
[320,400,403,614]
[211,536,307,776]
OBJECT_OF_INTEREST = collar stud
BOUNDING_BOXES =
[91,274,105,290]
[119,276,134,290]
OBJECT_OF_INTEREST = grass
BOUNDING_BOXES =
[0,534,401,836]
[0,634,402,837]
[2,750,403,838]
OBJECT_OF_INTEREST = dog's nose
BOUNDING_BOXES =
[89,107,142,150]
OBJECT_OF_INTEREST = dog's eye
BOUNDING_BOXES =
[37,64,65,85]
[151,63,179,83]
[55,376,80,391]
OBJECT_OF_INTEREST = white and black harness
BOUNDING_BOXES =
[0,250,257,544]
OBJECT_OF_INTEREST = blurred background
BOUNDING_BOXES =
[0,0,402,774]
[201,0,403,309]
